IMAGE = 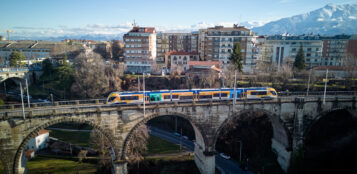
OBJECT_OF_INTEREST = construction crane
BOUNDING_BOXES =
[7,30,14,42]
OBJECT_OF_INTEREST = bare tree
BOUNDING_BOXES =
[78,150,88,163]
[150,63,162,75]
[90,130,112,170]
[71,52,110,98]
[223,64,237,88]
[343,53,357,78]
[342,53,357,90]
[126,124,150,163]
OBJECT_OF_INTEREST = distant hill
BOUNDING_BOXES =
[253,3,357,35]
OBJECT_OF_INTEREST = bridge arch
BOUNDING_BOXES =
[13,117,119,174]
[302,108,357,173]
[213,108,292,172]
[304,107,357,137]
[214,109,291,149]
[121,112,206,160]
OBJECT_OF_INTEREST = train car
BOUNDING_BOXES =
[106,87,278,104]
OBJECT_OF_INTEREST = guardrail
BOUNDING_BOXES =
[0,99,107,110]
[0,96,356,120]
[0,68,29,73]
[277,91,357,96]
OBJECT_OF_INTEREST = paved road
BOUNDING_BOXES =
[149,127,252,174]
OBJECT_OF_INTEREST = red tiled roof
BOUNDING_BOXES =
[188,61,222,67]
[130,27,155,33]
[36,129,50,137]
[167,51,199,56]
[313,66,345,71]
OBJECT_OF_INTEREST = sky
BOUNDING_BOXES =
[0,0,356,39]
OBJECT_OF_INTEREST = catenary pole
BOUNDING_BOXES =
[143,72,145,117]
[306,68,312,96]
[323,69,328,104]
[20,82,25,119]
[26,79,30,108]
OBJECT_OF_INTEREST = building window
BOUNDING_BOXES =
[173,56,177,60]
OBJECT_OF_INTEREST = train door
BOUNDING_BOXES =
[149,93,161,102]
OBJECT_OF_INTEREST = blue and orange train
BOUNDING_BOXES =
[106,87,278,104]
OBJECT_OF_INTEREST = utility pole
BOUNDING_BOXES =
[306,68,312,96]
[222,71,225,88]
[143,72,145,117]
[323,69,328,105]
[175,116,177,133]
[26,79,30,108]
[4,82,6,96]
[237,140,242,162]
[233,70,237,111]
[20,82,25,119]
[180,128,182,151]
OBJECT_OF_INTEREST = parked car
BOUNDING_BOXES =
[173,132,180,137]
[219,153,231,160]
[182,136,189,140]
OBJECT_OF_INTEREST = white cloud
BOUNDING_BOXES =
[7,21,268,40]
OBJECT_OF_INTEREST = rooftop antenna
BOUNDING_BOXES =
[132,20,137,27]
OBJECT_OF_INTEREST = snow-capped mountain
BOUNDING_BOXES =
[253,3,357,35]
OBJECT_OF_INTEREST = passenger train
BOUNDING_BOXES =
[106,87,278,104]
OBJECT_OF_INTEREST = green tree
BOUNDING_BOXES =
[294,45,306,70]
[55,60,74,90]
[9,50,26,66]
[229,42,243,72]
[42,58,54,74]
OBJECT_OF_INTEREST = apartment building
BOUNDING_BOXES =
[156,32,198,65]
[198,25,257,67]
[123,27,156,73]
[264,35,323,68]
[321,35,357,66]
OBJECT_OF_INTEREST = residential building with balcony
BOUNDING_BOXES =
[198,25,257,68]
[264,35,323,68]
[123,27,156,73]
[156,32,198,66]
[321,34,357,66]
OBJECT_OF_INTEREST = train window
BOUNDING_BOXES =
[213,93,220,97]
[121,96,139,100]
[221,93,228,97]
[180,96,193,100]
[108,97,116,102]
[271,91,277,96]
[172,95,179,99]
[199,95,212,99]
[164,95,170,99]
[251,91,267,95]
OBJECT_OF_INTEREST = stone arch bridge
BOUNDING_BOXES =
[0,96,356,174]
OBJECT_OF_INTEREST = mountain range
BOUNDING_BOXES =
[252,3,357,35]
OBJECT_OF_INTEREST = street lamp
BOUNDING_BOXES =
[236,140,242,162]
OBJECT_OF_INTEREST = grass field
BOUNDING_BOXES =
[0,163,3,174]
[49,129,91,147]
[146,136,182,155]
[27,156,97,174]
